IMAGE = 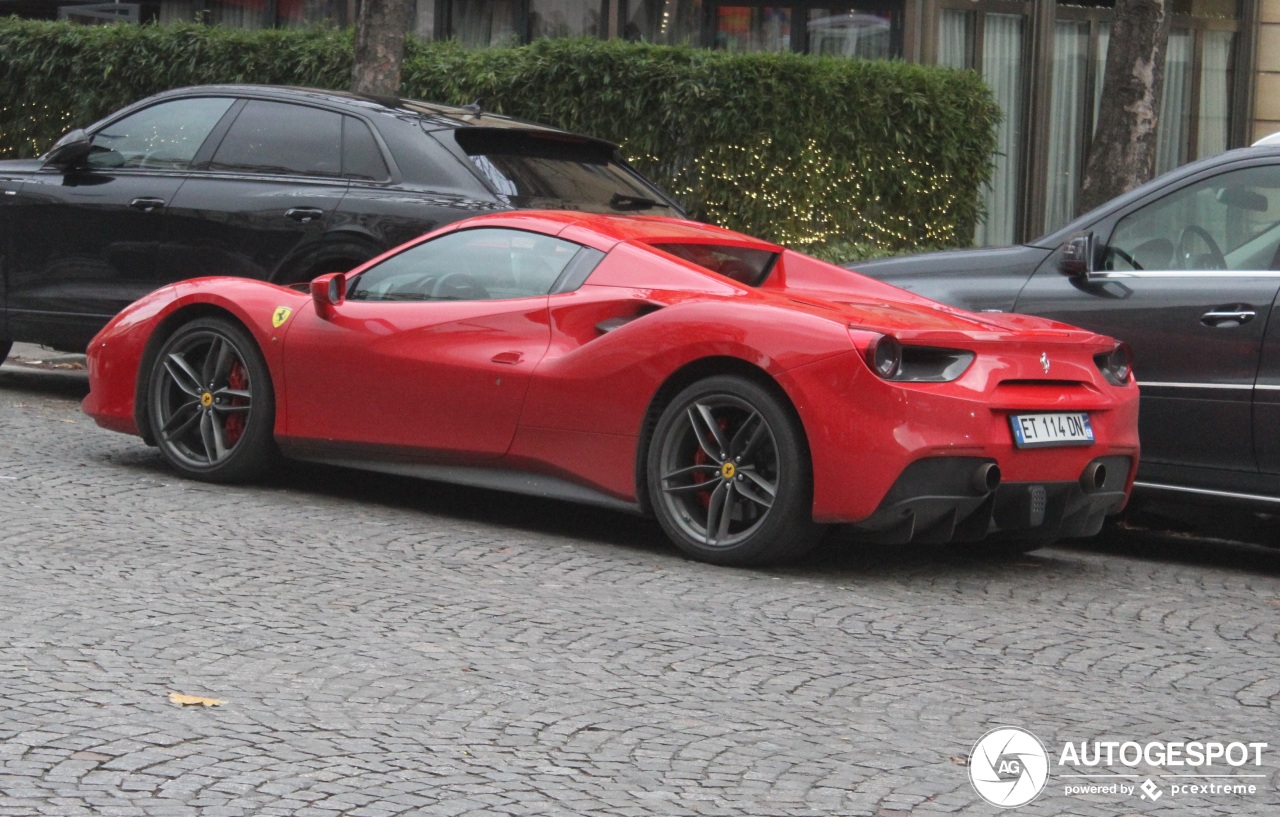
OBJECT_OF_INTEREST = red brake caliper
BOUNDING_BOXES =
[691,415,732,510]
[224,362,248,445]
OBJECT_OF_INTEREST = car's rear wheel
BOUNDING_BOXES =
[648,376,820,566]
[147,317,277,483]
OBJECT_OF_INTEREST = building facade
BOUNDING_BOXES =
[5,0,1271,245]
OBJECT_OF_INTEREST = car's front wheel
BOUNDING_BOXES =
[648,376,820,566]
[147,317,277,483]
[0,339,11,366]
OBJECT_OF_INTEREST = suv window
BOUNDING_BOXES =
[89,97,235,170]
[451,129,680,216]
[208,100,344,177]
[348,228,583,302]
[343,117,390,181]
[1107,164,1280,272]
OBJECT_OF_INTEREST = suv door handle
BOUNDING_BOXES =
[285,207,325,223]
[1201,306,1257,327]
[129,197,166,212]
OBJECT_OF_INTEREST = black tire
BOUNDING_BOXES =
[647,375,820,566]
[147,317,277,483]
[0,339,11,366]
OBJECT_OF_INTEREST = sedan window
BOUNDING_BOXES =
[348,228,584,302]
[1107,165,1280,272]
[88,97,235,170]
[207,100,344,177]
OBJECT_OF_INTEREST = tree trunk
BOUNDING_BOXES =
[351,0,415,97]
[1076,0,1170,216]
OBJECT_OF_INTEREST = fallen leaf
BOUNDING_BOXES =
[169,692,223,707]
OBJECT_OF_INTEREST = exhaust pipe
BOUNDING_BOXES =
[1080,462,1107,493]
[972,462,1001,494]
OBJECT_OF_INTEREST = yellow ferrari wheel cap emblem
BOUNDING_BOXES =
[721,462,736,480]
[272,306,293,328]
[200,392,213,407]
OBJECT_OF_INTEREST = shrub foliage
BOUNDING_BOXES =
[0,19,999,252]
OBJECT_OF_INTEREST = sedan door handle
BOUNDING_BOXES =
[1201,306,1257,327]
[285,207,325,223]
[129,197,166,213]
[491,351,524,365]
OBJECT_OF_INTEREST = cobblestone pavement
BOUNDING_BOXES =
[2,349,1278,816]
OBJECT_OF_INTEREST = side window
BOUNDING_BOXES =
[342,117,390,181]
[650,242,777,285]
[207,101,343,177]
[88,97,235,170]
[1107,165,1280,272]
[348,228,583,302]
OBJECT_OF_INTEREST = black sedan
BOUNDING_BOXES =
[850,144,1280,512]
[0,84,681,360]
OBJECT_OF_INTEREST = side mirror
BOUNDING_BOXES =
[41,129,92,170]
[1058,231,1094,280]
[310,272,346,320]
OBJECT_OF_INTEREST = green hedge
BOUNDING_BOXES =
[0,19,999,253]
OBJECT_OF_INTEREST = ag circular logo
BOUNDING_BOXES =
[969,727,1049,808]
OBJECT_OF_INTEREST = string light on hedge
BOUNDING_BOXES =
[649,134,971,252]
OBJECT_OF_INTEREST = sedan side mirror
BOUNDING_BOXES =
[1058,231,1094,280]
[310,272,346,320]
[41,129,93,171]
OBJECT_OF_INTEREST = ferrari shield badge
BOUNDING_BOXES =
[272,307,293,328]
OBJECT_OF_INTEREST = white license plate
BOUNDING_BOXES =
[1009,412,1094,448]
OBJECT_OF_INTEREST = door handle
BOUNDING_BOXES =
[491,351,523,365]
[1201,306,1257,327]
[129,197,166,212]
[285,207,325,223]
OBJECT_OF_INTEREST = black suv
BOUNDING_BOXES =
[0,85,682,359]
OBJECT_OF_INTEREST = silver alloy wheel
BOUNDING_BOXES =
[151,328,255,470]
[655,393,780,550]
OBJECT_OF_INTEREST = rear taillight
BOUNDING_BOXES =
[866,334,902,379]
[1094,342,1133,386]
[855,331,974,382]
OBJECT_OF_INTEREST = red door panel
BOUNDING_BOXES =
[281,299,551,461]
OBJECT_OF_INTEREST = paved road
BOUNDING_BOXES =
[1,350,1278,816]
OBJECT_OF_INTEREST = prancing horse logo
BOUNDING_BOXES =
[1040,352,1050,374]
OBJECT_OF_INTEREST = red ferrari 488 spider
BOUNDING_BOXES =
[83,212,1140,565]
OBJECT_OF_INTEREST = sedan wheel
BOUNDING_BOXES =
[648,376,819,565]
[148,317,276,482]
